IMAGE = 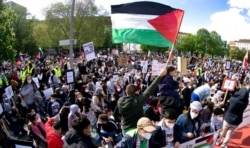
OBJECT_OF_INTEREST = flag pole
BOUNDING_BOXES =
[165,44,175,68]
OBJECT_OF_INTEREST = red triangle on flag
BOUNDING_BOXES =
[148,10,184,43]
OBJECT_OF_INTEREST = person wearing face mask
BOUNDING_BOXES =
[176,101,204,143]
[47,94,63,117]
[115,117,165,148]
[20,75,38,110]
[75,92,91,113]
[68,104,82,130]
[157,109,181,148]
[48,70,61,90]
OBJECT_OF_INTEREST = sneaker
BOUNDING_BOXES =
[220,144,227,148]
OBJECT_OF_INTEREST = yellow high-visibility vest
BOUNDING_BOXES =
[53,67,62,78]
[197,68,203,77]
[27,67,34,74]
[20,70,27,84]
[0,75,9,88]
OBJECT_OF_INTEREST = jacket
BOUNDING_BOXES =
[224,88,249,126]
[176,113,203,143]
[45,118,63,148]
[20,83,36,105]
[159,74,179,98]
[117,76,162,131]
[63,129,97,148]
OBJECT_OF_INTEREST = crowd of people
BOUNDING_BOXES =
[0,52,249,148]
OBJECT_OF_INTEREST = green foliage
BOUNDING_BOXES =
[141,45,169,53]
[175,28,228,57]
[228,47,247,61]
[10,3,38,56]
[42,0,111,50]
[0,0,17,62]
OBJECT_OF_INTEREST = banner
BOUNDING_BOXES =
[5,86,14,100]
[83,42,96,61]
[180,133,218,148]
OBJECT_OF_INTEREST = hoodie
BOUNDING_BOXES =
[63,129,97,148]
[224,87,249,125]
[68,104,80,129]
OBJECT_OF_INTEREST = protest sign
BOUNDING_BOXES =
[112,49,119,55]
[118,55,128,66]
[152,60,166,76]
[140,61,148,73]
[221,78,236,91]
[225,60,231,70]
[32,77,40,88]
[5,86,14,99]
[178,57,187,75]
[43,88,53,100]
[83,42,96,61]
[66,70,75,84]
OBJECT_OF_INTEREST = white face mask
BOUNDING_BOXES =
[188,85,192,89]
[27,80,32,83]
[217,116,223,122]
[59,91,63,94]
[190,112,199,119]
[165,122,175,129]
[78,97,82,101]
[141,132,152,140]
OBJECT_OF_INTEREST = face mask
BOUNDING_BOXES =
[50,74,53,76]
[60,91,63,94]
[141,132,152,140]
[78,97,82,101]
[190,112,199,119]
[27,80,32,83]
[166,122,175,129]
[85,89,89,93]
[217,116,223,122]
[188,85,192,89]
[51,99,56,102]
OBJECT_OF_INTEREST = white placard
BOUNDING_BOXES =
[140,61,148,74]
[15,145,32,148]
[83,42,96,61]
[43,88,54,100]
[113,75,119,81]
[152,61,166,76]
[5,86,14,99]
[32,77,40,88]
[66,70,75,84]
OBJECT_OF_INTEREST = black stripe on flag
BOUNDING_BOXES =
[111,1,176,15]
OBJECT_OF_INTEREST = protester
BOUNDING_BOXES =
[191,81,214,102]
[45,117,63,148]
[63,117,97,148]
[176,101,204,143]
[216,82,249,148]
[117,68,167,133]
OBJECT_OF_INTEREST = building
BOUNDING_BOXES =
[229,39,250,50]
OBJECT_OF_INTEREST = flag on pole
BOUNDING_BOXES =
[36,48,44,59]
[242,51,248,70]
[111,1,184,47]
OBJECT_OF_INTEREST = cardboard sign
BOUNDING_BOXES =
[221,78,237,91]
[177,57,187,75]
[5,86,14,100]
[118,55,128,66]
[83,42,96,61]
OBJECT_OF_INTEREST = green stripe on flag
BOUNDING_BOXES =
[112,29,173,47]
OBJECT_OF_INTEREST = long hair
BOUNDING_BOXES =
[22,75,38,92]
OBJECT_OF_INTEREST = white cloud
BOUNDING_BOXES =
[228,0,250,9]
[208,2,250,41]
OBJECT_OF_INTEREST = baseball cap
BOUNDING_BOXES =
[190,101,202,111]
[137,117,156,132]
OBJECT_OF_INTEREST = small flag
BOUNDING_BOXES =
[242,51,248,70]
[36,48,44,59]
[111,1,184,47]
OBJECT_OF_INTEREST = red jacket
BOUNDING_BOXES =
[45,118,63,148]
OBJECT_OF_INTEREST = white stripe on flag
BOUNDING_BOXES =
[111,13,157,29]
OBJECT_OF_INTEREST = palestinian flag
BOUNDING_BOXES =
[111,1,184,47]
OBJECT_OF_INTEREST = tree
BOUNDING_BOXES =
[0,0,17,62]
[208,31,226,57]
[44,0,110,49]
[175,33,196,55]
[196,28,210,54]
[141,45,169,53]
[228,47,247,60]
[10,4,38,56]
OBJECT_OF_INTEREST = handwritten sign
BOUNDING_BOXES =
[66,70,75,84]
